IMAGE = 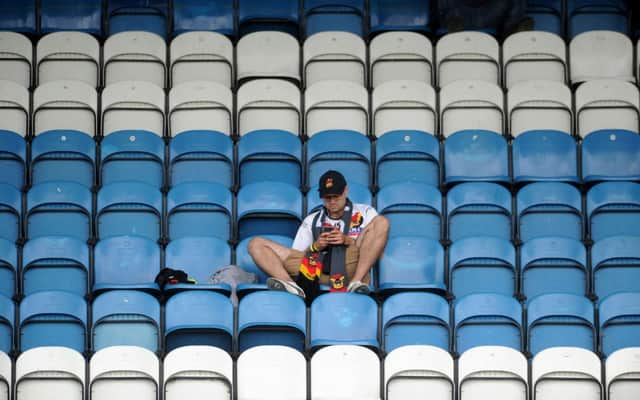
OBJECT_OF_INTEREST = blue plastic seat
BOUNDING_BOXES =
[235,235,293,296]
[447,182,512,242]
[449,236,516,299]
[238,0,300,36]
[172,0,235,37]
[568,0,628,38]
[30,129,96,188]
[521,237,587,300]
[0,295,12,354]
[304,0,366,37]
[310,293,378,351]
[0,0,36,34]
[582,129,640,183]
[26,182,92,242]
[382,292,450,354]
[306,130,372,190]
[307,181,372,214]
[513,130,579,184]
[19,291,87,353]
[165,290,234,352]
[100,130,165,188]
[591,236,640,300]
[444,130,510,186]
[93,235,161,294]
[598,292,640,357]
[587,182,640,242]
[238,290,306,352]
[107,0,169,37]
[454,293,523,354]
[378,236,445,294]
[165,236,232,295]
[97,182,162,241]
[526,0,564,36]
[92,290,160,352]
[377,182,441,240]
[40,0,102,35]
[22,236,89,296]
[236,182,303,241]
[169,130,233,188]
[238,130,303,188]
[0,240,15,299]
[0,183,21,243]
[375,130,440,189]
[369,0,431,35]
[167,182,233,241]
[0,130,26,189]
[517,182,583,242]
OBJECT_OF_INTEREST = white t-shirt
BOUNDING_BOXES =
[291,203,378,251]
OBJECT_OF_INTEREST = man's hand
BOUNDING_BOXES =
[326,227,353,246]
[314,231,331,251]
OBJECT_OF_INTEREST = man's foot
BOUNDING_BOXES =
[347,280,370,295]
[267,277,306,299]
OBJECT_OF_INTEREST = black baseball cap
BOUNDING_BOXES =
[318,170,347,197]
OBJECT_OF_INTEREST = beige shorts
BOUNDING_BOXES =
[283,245,369,285]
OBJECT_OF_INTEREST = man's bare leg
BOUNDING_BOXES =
[351,215,390,283]
[247,237,293,282]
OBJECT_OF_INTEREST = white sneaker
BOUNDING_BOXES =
[267,277,306,299]
[347,280,370,295]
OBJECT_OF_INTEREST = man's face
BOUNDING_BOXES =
[322,187,348,216]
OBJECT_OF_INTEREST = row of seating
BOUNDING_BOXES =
[3,344,638,400]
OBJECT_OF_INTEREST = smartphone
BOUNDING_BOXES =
[321,225,335,233]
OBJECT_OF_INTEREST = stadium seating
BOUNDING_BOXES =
[169,32,234,88]
[36,31,100,87]
[0,295,13,354]
[106,0,169,38]
[587,182,640,242]
[605,347,640,400]
[531,347,602,400]
[372,80,437,138]
[0,183,21,243]
[571,32,634,86]
[303,0,366,38]
[436,32,500,88]
[599,292,640,357]
[0,240,15,299]
[502,31,567,88]
[0,31,31,89]
[0,1,36,35]
[39,0,102,35]
[567,0,629,38]
[305,79,369,137]
[369,31,433,88]
[591,235,640,300]
[0,83,28,189]
[525,0,564,36]
[369,0,431,35]
[303,31,366,87]
[235,234,292,296]
[307,181,372,213]
[172,0,235,37]
[104,31,167,88]
[102,80,165,137]
[237,79,301,137]
[33,80,97,137]
[238,0,300,37]
[236,31,300,85]
[376,182,441,239]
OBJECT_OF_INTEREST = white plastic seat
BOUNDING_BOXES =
[384,345,453,400]
[436,32,500,88]
[164,346,232,400]
[90,346,159,400]
[570,31,634,86]
[16,346,85,400]
[169,81,233,137]
[372,80,437,137]
[311,345,380,400]
[606,347,640,400]
[170,31,234,88]
[236,31,300,85]
[532,347,602,400]
[303,31,366,87]
[101,81,166,137]
[508,80,573,137]
[575,79,640,138]
[237,345,306,400]
[439,80,504,137]
[502,31,567,89]
[237,79,301,136]
[0,31,32,88]
[369,31,433,88]
[36,31,100,87]
[0,351,10,400]
[458,346,528,400]
[0,79,30,137]
[33,80,98,137]
[304,80,369,137]
[104,31,167,88]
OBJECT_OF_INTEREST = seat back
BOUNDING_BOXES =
[605,347,640,400]
[236,31,300,84]
[165,236,232,284]
[101,80,166,137]
[369,31,433,88]
[304,0,366,37]
[591,235,640,300]
[238,0,299,36]
[0,239,16,298]
[303,31,366,87]
[164,345,232,400]
[587,182,640,242]
[90,346,159,400]
[172,0,235,37]
[238,130,303,188]
[436,32,500,87]
[502,31,567,88]
[0,32,32,87]
[532,347,602,400]
[36,31,100,87]
[0,184,21,243]
[0,295,14,354]
[237,79,301,137]
[305,80,369,137]
[440,80,504,138]
[369,0,431,34]
[372,80,436,138]
[104,30,167,87]
[377,182,441,239]
[106,0,169,37]
[599,292,640,357]
[568,0,628,38]
[16,347,85,400]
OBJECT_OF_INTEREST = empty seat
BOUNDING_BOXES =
[26,182,92,241]
[237,79,301,137]
[235,234,292,295]
[449,236,516,298]
[92,291,161,352]
[370,0,431,35]
[0,1,35,34]
[587,182,640,242]
[15,347,85,400]
[0,239,15,298]
[100,132,165,188]
[532,347,602,400]
[0,31,32,87]
[436,32,500,88]
[237,0,300,37]
[172,0,234,37]
[372,80,437,138]
[377,182,441,239]
[101,80,166,137]
[0,351,9,400]
[502,31,567,88]
[238,130,303,188]
[238,345,306,400]
[170,32,233,87]
[369,31,433,88]
[521,237,587,299]
[382,292,450,354]
[238,291,306,352]
[458,346,528,400]
[576,79,639,138]
[39,0,102,35]
[93,236,161,293]
[0,295,13,354]
[605,347,640,400]
[164,291,234,352]
[22,236,89,296]
[164,346,233,400]
[106,0,169,38]
[599,292,640,357]
[517,182,583,242]
[582,129,640,183]
[103,31,166,87]
[19,291,87,352]
[454,293,523,354]
[304,0,366,38]
[384,345,454,400]
[378,236,445,294]
[236,31,300,85]
[570,31,634,86]
[0,81,28,189]
[36,31,100,87]
[592,235,640,300]
[447,182,512,242]
[306,181,372,214]
[525,0,564,36]
[303,31,366,87]
[167,182,233,241]
[305,80,369,137]
[0,183,21,243]
[310,345,379,400]
[568,0,628,38]
[90,346,159,400]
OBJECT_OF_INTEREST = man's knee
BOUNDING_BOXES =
[372,215,390,236]
[247,236,267,257]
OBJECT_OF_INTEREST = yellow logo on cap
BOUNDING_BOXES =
[325,178,333,188]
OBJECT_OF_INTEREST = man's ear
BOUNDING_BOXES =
[343,186,349,197]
